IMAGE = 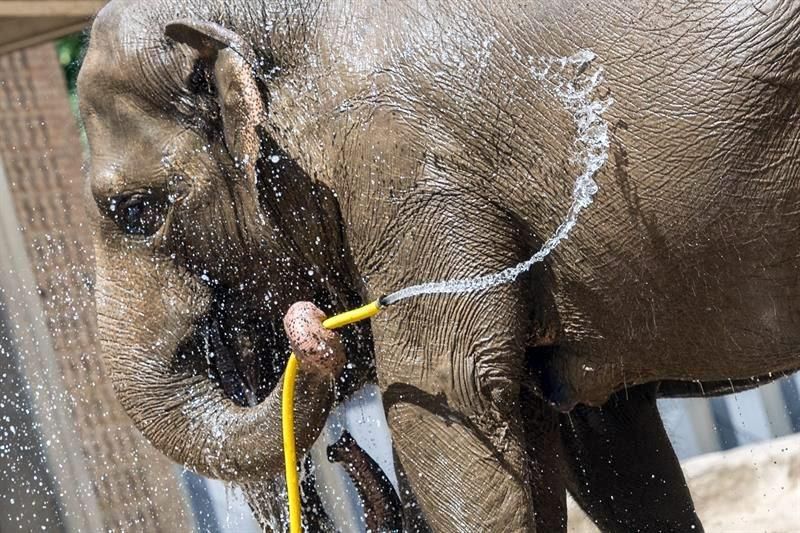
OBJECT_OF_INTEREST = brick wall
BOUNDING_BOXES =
[0,42,194,532]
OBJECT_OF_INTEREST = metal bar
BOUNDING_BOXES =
[759,381,794,437]
[710,396,738,450]
[779,377,800,433]
[682,397,722,455]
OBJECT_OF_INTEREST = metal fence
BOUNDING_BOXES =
[660,374,800,460]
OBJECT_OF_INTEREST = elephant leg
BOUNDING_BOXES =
[391,449,433,533]
[560,383,703,532]
[327,431,404,532]
[372,203,539,531]
[383,391,533,532]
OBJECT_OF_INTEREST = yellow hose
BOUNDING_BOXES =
[282,299,383,533]
[281,354,301,533]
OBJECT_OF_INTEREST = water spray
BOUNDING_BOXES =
[382,51,610,306]
[283,50,611,533]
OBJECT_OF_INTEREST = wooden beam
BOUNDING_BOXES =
[0,20,90,56]
[0,1,106,17]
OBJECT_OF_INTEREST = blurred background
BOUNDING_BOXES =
[0,2,797,532]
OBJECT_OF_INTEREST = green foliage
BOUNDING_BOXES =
[55,32,89,148]
[56,32,87,94]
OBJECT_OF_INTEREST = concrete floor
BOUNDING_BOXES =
[568,433,800,532]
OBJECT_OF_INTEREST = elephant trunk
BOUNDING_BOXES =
[95,253,336,482]
[109,355,335,481]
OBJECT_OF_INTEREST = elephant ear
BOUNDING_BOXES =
[165,19,266,182]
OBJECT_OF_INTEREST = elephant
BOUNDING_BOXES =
[327,430,405,532]
[77,0,800,531]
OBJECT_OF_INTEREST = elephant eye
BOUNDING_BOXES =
[108,191,168,237]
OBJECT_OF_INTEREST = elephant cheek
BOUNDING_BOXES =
[93,250,212,404]
[176,176,263,273]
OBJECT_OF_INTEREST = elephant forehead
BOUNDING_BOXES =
[85,108,201,199]
[79,39,194,118]
[78,5,201,132]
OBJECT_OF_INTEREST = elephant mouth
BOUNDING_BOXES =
[202,312,288,407]
[184,290,291,408]
[175,283,372,407]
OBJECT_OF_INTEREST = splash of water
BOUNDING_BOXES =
[382,51,612,307]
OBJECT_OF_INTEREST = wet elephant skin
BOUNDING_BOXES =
[78,0,800,531]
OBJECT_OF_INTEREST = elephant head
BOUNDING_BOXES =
[77,3,369,482]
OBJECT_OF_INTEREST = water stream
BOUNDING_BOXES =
[382,50,612,306]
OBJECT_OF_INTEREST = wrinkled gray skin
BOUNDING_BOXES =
[79,0,800,531]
